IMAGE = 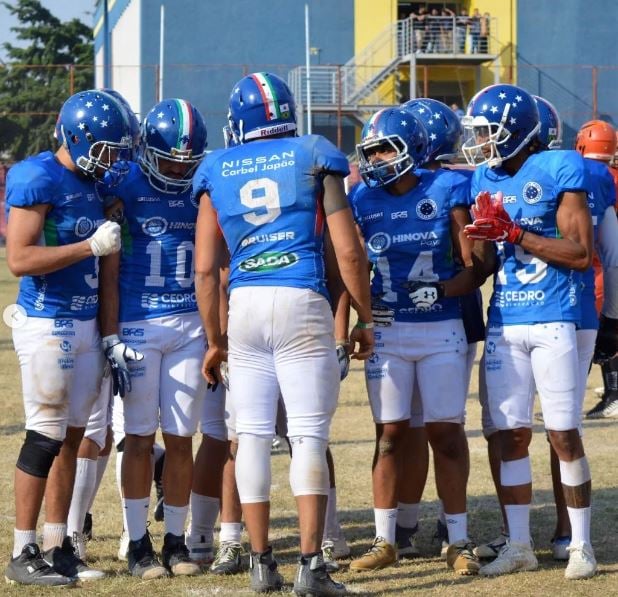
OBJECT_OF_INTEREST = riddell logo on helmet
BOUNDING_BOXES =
[260,124,291,137]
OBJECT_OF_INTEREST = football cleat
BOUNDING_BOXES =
[565,542,597,580]
[249,547,284,593]
[293,553,347,597]
[210,541,244,575]
[473,532,509,559]
[349,537,397,571]
[72,531,87,561]
[5,543,76,587]
[587,395,618,419]
[43,536,105,581]
[127,533,168,580]
[396,523,420,559]
[551,535,571,561]
[446,540,480,575]
[186,533,215,566]
[479,541,538,576]
[161,533,200,576]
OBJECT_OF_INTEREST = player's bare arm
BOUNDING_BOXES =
[324,230,351,344]
[7,204,95,276]
[518,190,592,272]
[98,251,121,337]
[195,190,228,383]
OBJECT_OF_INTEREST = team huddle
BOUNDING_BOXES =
[3,70,618,596]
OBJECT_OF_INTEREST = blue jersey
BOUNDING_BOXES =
[193,135,349,297]
[580,157,616,330]
[472,150,586,325]
[103,162,199,322]
[350,168,469,322]
[6,151,104,319]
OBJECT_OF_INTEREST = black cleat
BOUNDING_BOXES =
[249,547,284,593]
[5,543,75,587]
[293,553,347,596]
[161,533,200,576]
[127,533,168,580]
[44,536,105,581]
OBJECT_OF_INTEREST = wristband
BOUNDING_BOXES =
[335,338,349,345]
[355,321,374,330]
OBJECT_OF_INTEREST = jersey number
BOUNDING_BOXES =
[375,251,438,302]
[145,240,194,288]
[240,178,281,225]
[496,243,548,286]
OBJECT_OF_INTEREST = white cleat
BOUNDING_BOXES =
[565,542,597,580]
[118,530,130,561]
[474,532,509,559]
[479,541,538,576]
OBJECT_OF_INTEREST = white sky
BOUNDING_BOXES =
[0,0,94,61]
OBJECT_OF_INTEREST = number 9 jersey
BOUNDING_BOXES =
[471,150,587,325]
[193,135,349,297]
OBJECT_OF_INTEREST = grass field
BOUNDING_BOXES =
[0,247,617,595]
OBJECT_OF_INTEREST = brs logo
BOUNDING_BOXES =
[122,327,145,337]
[54,319,73,328]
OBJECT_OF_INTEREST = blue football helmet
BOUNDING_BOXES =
[101,89,141,158]
[403,98,463,163]
[357,107,428,187]
[55,89,133,179]
[228,72,297,144]
[534,95,562,150]
[461,84,540,168]
[139,98,208,194]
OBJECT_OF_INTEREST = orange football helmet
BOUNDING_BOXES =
[575,119,617,161]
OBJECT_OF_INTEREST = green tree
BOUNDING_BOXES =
[0,0,93,161]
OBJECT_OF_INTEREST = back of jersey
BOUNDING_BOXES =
[195,135,349,297]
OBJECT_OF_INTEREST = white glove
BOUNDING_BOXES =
[88,221,121,256]
[102,334,144,397]
[371,302,395,327]
[219,360,230,390]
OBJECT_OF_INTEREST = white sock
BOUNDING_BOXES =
[187,493,219,544]
[124,497,149,541]
[87,454,110,512]
[43,522,66,551]
[567,506,591,545]
[397,502,420,529]
[164,503,189,537]
[505,504,530,545]
[219,522,242,544]
[67,458,97,536]
[445,512,468,544]
[13,529,36,558]
[374,508,397,545]
[324,487,341,540]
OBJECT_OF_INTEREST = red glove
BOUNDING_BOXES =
[465,191,524,244]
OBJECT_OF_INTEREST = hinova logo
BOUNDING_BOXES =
[239,252,299,273]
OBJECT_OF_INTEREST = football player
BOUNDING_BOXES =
[98,98,208,579]
[463,84,595,579]
[348,107,494,576]
[193,71,373,596]
[5,89,132,586]
[578,121,618,419]
[394,98,483,559]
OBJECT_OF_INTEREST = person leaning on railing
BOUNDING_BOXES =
[480,12,490,53]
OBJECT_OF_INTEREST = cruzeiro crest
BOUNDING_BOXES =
[416,198,438,220]
[523,181,542,204]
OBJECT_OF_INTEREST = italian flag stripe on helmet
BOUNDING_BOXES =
[175,99,193,150]
[251,72,281,121]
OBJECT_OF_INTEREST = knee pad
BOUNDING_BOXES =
[16,430,63,478]
[235,433,272,503]
[288,436,329,496]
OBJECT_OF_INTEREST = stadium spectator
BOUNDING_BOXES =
[480,12,491,53]
[411,6,427,53]
[441,7,456,53]
[469,9,481,53]
[456,8,468,53]
[426,8,442,53]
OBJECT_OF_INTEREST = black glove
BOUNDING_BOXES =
[102,334,144,398]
